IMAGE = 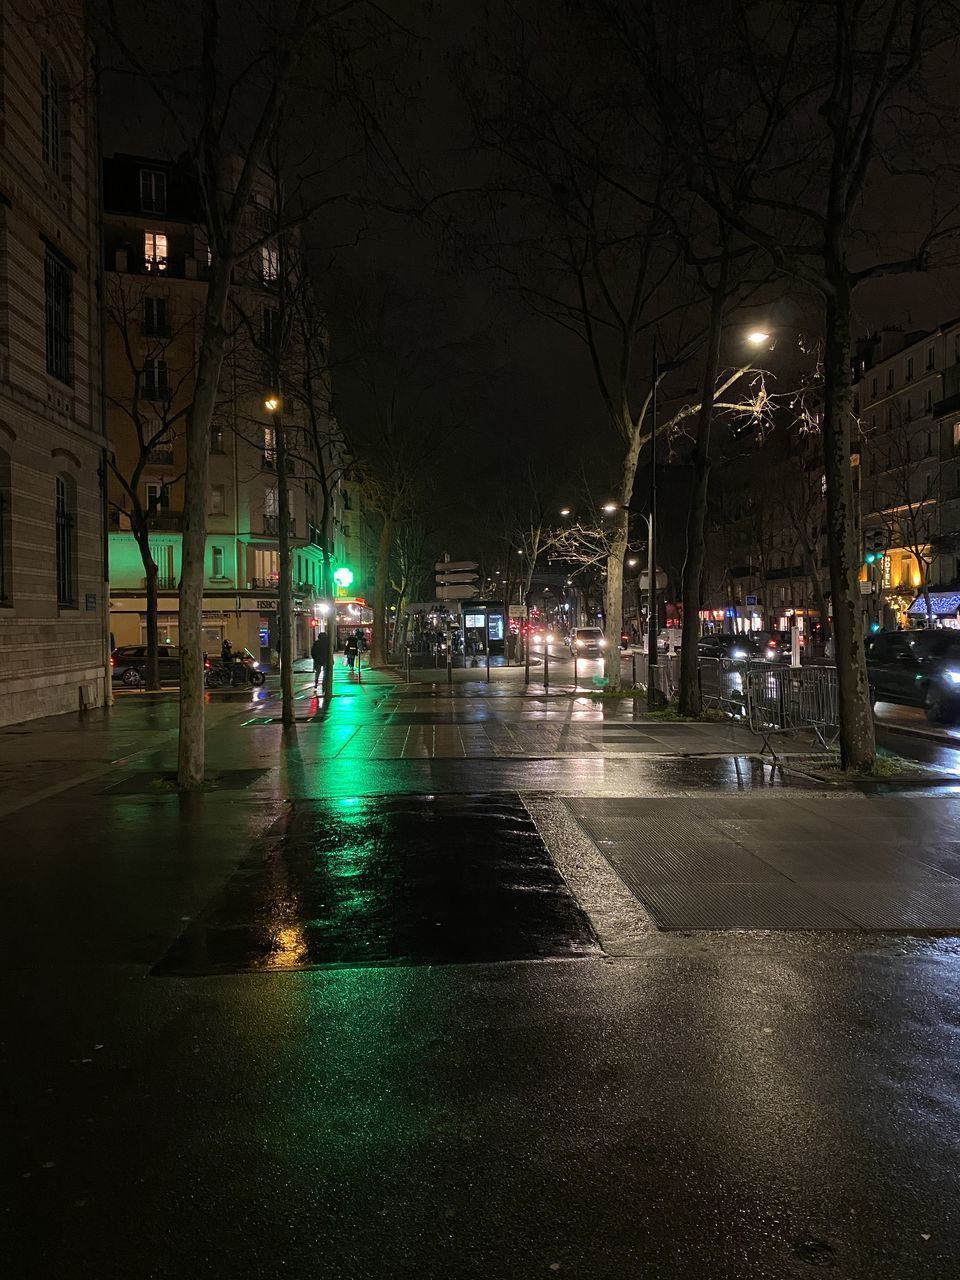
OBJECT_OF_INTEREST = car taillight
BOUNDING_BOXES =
[110,657,115,668]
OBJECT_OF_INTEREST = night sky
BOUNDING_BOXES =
[96,0,960,565]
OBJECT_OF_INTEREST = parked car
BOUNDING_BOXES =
[571,626,606,657]
[111,644,180,687]
[697,634,760,661]
[864,629,960,723]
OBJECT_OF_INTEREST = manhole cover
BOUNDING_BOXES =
[153,793,600,974]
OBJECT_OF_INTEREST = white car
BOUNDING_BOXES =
[572,626,606,657]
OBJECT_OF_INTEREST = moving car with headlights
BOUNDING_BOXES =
[571,626,606,657]
[697,634,760,661]
[863,629,960,723]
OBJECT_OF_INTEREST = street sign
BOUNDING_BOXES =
[745,594,758,607]
[436,572,479,586]
[437,585,477,600]
[434,559,478,572]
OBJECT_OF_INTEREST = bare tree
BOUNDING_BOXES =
[103,0,394,785]
[104,277,196,689]
[608,0,960,766]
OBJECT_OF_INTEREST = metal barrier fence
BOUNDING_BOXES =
[744,663,840,752]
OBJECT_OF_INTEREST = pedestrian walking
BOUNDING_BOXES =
[345,632,359,671]
[310,633,325,690]
[220,638,233,662]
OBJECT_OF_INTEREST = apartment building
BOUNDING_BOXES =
[0,2,109,726]
[855,318,960,626]
[102,153,362,661]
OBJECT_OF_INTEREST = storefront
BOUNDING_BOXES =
[907,590,960,629]
[108,591,310,664]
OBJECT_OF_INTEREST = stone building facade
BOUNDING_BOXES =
[0,2,108,726]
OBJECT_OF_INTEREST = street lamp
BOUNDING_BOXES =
[747,329,771,347]
[264,394,281,413]
[602,502,618,514]
[559,507,571,517]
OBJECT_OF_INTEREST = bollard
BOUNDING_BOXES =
[573,651,578,692]
[632,651,637,688]
[543,640,549,690]
[447,644,453,686]
[486,646,491,684]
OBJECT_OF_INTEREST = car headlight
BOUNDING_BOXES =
[731,648,747,659]
[599,638,607,647]
[945,670,960,685]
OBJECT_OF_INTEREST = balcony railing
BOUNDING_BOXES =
[263,514,279,535]
[148,510,183,531]
[147,447,174,466]
[249,576,279,590]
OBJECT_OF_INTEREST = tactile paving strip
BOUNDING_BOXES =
[566,796,960,932]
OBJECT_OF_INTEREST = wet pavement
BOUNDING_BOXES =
[2,666,960,1277]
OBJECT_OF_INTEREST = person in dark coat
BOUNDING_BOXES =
[344,632,359,670]
[310,633,325,689]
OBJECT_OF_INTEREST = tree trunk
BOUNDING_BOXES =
[604,426,645,691]
[321,538,335,700]
[134,523,161,690]
[604,510,628,690]
[678,274,727,717]
[276,412,294,726]
[802,541,830,641]
[822,281,875,769]
[177,267,231,789]
[371,513,393,667]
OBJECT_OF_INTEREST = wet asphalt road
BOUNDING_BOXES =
[2,679,960,1278]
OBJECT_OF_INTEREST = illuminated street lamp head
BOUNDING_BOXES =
[747,329,771,347]
[264,394,281,412]
[627,558,638,567]
[559,507,571,517]
[602,502,618,514]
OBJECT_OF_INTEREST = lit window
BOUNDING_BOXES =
[261,245,279,282]
[262,425,276,469]
[140,169,167,214]
[144,231,168,272]
[212,545,225,578]
[953,421,960,451]
[41,55,62,176]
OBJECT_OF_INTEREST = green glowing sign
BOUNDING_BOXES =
[333,566,354,590]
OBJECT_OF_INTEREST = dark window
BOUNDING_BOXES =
[210,423,224,453]
[927,346,936,370]
[44,253,72,383]
[143,296,168,336]
[140,169,167,214]
[262,305,280,349]
[0,450,10,605]
[146,481,170,513]
[144,357,169,401]
[55,475,76,607]
[41,54,62,175]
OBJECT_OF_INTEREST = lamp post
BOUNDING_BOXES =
[264,392,294,726]
[647,344,660,710]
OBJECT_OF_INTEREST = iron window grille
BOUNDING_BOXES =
[41,55,62,175]
[44,253,72,383]
[55,476,75,606]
